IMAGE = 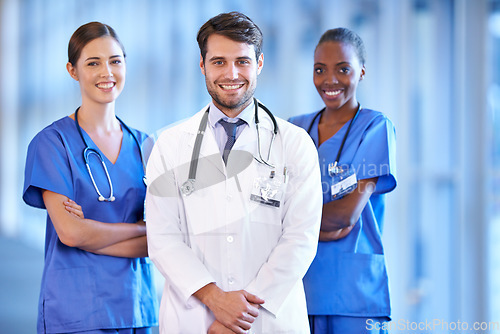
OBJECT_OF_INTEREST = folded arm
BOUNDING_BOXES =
[319,177,378,241]
[43,190,147,256]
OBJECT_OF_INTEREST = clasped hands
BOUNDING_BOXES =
[195,283,265,334]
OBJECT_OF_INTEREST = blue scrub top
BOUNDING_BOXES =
[289,108,397,317]
[23,116,158,333]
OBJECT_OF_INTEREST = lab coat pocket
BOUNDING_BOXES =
[248,201,282,225]
[248,163,287,226]
[247,194,283,258]
[44,266,98,330]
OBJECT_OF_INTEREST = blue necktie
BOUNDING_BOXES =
[219,119,245,164]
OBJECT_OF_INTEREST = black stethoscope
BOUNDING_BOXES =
[75,107,145,202]
[307,103,361,172]
[180,98,278,196]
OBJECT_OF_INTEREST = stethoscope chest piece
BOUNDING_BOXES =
[98,195,115,202]
[181,179,195,196]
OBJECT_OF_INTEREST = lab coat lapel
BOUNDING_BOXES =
[181,107,226,235]
[184,107,225,176]
[198,130,225,175]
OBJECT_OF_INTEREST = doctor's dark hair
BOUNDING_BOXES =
[197,11,263,62]
[68,22,126,66]
[316,28,366,66]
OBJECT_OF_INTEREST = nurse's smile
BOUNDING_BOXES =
[323,89,342,99]
[96,81,116,92]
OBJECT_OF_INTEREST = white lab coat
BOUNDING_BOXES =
[146,104,322,334]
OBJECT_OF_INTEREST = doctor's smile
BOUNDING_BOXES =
[218,82,245,90]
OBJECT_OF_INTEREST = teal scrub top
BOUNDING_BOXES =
[289,108,397,317]
[23,116,159,333]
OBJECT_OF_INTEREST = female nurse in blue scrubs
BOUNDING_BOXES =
[289,28,397,333]
[23,22,158,333]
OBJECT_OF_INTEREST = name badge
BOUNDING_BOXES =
[329,163,357,200]
[250,170,284,208]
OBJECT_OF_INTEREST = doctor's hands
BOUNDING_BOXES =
[194,283,264,333]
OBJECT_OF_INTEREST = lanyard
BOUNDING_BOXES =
[307,104,361,165]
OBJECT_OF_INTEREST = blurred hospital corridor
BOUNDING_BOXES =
[0,235,43,333]
[1,0,500,333]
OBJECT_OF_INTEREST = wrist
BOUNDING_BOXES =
[133,222,147,236]
[194,283,222,309]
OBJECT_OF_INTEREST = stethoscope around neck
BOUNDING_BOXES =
[180,98,278,196]
[75,107,145,202]
[307,103,361,171]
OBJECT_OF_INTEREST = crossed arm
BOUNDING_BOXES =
[42,190,148,258]
[319,177,378,241]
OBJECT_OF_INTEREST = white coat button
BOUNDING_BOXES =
[226,194,232,201]
[228,277,235,285]
[227,236,234,243]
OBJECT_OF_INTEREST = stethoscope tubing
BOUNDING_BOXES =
[84,148,115,202]
[75,107,145,202]
[180,98,278,196]
[306,104,361,165]
[254,100,278,168]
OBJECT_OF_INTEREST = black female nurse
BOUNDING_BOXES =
[289,28,397,334]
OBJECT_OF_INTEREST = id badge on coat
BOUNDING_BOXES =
[250,170,285,208]
[329,163,357,200]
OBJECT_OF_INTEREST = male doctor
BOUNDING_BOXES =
[146,11,322,334]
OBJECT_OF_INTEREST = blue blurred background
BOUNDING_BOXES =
[1,0,499,333]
